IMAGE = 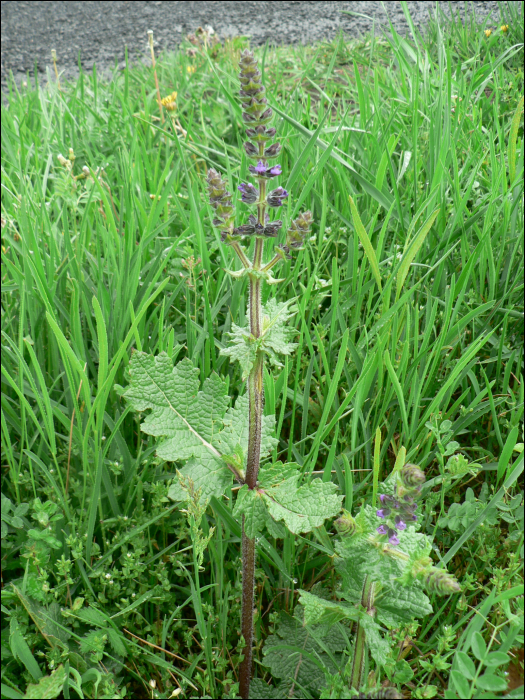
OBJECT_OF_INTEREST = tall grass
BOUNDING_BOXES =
[1,4,523,698]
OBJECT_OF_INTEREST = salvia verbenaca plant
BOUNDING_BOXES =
[300,464,461,695]
[122,51,461,699]
[122,49,342,699]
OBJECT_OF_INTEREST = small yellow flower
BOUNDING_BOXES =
[161,91,178,111]
[187,65,196,74]
[484,29,492,37]
[501,25,509,32]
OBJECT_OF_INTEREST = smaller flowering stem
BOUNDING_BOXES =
[350,575,376,691]
[262,253,283,273]
[148,30,164,124]
[231,241,251,269]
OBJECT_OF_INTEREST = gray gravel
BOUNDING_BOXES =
[0,1,511,95]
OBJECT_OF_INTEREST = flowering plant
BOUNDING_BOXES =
[123,49,341,699]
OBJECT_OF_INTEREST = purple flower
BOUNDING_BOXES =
[379,494,387,503]
[238,183,259,204]
[267,187,289,207]
[377,525,388,535]
[394,516,407,531]
[251,160,268,175]
[248,161,282,179]
[376,509,386,519]
[389,534,400,546]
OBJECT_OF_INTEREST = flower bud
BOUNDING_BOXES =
[424,568,461,596]
[245,125,276,142]
[275,243,293,260]
[263,220,282,237]
[286,211,313,250]
[238,182,259,204]
[264,142,281,158]
[243,142,258,157]
[334,510,356,537]
[267,187,288,207]
[232,223,256,236]
[206,168,235,231]
[400,464,426,489]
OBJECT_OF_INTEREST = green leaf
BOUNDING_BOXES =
[475,672,508,692]
[508,94,524,184]
[124,354,228,461]
[260,464,342,535]
[220,299,298,379]
[348,195,382,292]
[261,608,346,696]
[471,631,487,660]
[12,587,70,648]
[396,207,440,300]
[232,486,267,539]
[234,463,341,538]
[23,665,66,699]
[391,659,414,684]
[124,353,237,502]
[216,395,278,469]
[484,650,510,667]
[450,669,471,698]
[456,651,476,679]
[358,613,392,666]
[298,589,359,628]
[10,619,42,681]
[218,323,256,380]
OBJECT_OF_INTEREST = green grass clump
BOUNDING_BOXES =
[1,4,523,699]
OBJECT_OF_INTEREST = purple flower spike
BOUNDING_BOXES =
[389,534,400,546]
[269,164,282,177]
[377,525,388,535]
[376,509,386,519]
[238,182,259,204]
[395,519,407,531]
[379,494,387,503]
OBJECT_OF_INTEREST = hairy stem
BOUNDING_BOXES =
[239,514,256,699]
[239,236,265,699]
[350,575,376,691]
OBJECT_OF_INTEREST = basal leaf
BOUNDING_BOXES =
[261,607,346,697]
[124,353,228,461]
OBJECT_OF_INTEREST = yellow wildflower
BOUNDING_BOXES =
[501,25,509,32]
[484,29,492,37]
[161,91,178,111]
[187,65,196,74]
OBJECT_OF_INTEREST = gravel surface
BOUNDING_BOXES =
[0,1,510,95]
